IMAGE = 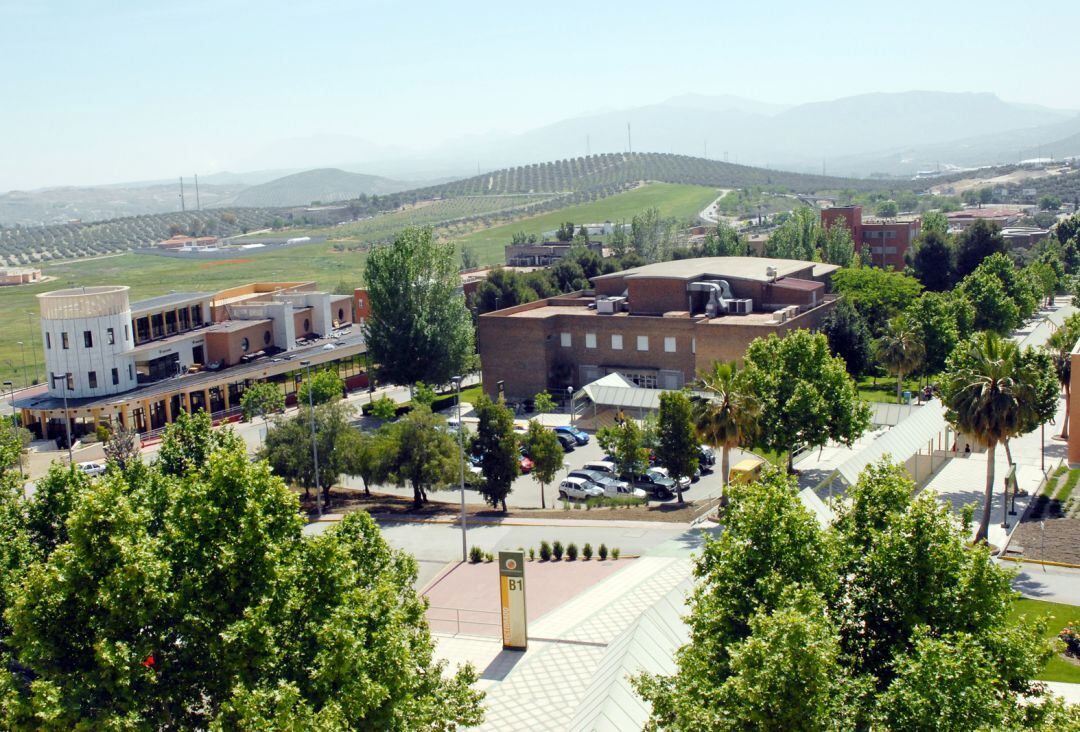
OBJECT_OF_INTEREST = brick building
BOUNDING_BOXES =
[820,205,922,270]
[478,256,839,399]
[505,240,603,267]
[0,267,42,285]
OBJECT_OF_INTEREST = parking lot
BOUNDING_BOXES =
[340,419,751,510]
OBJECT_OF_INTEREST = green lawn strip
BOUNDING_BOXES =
[1010,597,1080,683]
[1053,469,1080,503]
[855,375,924,404]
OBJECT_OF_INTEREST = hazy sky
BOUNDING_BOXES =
[4,0,1079,191]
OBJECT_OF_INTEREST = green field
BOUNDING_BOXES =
[0,182,721,386]
[454,183,721,263]
[1011,597,1080,683]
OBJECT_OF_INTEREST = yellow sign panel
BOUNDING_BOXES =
[498,551,527,649]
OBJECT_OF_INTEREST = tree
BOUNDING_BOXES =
[941,332,1052,543]
[1039,195,1062,211]
[876,200,899,218]
[655,391,699,503]
[874,317,925,403]
[555,221,575,242]
[819,219,855,267]
[475,267,539,313]
[960,268,1020,334]
[766,206,817,261]
[261,401,356,506]
[1056,214,1080,245]
[904,292,960,376]
[954,219,1008,280]
[831,267,923,335]
[694,362,760,488]
[608,220,629,257]
[974,252,1039,322]
[103,426,140,470]
[338,427,393,497]
[364,227,475,386]
[820,299,873,377]
[636,459,1061,731]
[240,381,285,439]
[743,330,871,472]
[532,391,556,414]
[156,409,245,478]
[297,368,344,406]
[908,229,955,291]
[596,418,649,478]
[701,221,748,257]
[411,380,437,408]
[383,405,458,506]
[24,464,90,555]
[524,420,563,508]
[368,395,398,421]
[921,210,949,237]
[460,244,479,269]
[472,395,519,511]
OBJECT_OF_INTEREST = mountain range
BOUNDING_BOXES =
[5,90,1080,225]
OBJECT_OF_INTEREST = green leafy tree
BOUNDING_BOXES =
[831,267,924,335]
[364,227,475,386]
[460,244,479,269]
[694,362,760,487]
[766,206,818,261]
[24,464,90,556]
[907,229,955,291]
[954,219,1008,280]
[102,426,140,471]
[240,381,285,438]
[904,292,960,375]
[975,252,1040,322]
[524,420,563,508]
[472,395,519,511]
[368,395,398,421]
[383,405,458,506]
[941,332,1053,543]
[411,380,437,408]
[876,200,899,218]
[532,391,556,414]
[260,401,356,506]
[157,409,245,478]
[338,427,393,497]
[1056,214,1080,245]
[743,330,871,472]
[959,269,1020,334]
[297,368,344,406]
[608,220,629,257]
[819,219,855,267]
[475,267,539,313]
[701,221,748,257]
[921,210,949,237]
[820,299,873,377]
[654,391,699,503]
[596,418,650,478]
[874,317,925,403]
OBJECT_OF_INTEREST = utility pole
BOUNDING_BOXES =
[194,173,201,210]
[627,123,632,154]
[179,177,186,212]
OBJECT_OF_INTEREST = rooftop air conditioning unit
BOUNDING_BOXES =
[729,298,753,314]
[774,309,788,323]
[596,296,625,315]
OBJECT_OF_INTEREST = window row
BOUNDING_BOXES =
[45,325,128,350]
[561,332,680,353]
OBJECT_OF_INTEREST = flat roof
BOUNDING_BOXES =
[204,318,272,334]
[131,291,213,314]
[591,256,835,283]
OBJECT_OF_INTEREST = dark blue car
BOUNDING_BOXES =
[553,425,590,445]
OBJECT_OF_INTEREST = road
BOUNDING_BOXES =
[697,190,731,224]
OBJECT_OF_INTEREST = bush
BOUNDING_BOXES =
[553,540,564,560]
[611,547,621,560]
[94,423,111,443]
[484,551,494,562]
[566,543,578,561]
[539,541,552,561]
[583,543,593,560]
[1062,624,1080,656]
[528,547,535,561]
[598,543,608,560]
[469,545,483,563]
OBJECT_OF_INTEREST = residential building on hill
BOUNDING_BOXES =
[0,267,42,285]
[16,282,362,445]
[820,205,921,270]
[478,256,839,399]
[505,240,603,267]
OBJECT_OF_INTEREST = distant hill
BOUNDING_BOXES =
[220,168,412,208]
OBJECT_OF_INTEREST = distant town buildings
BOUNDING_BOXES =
[505,240,603,267]
[0,267,42,285]
[156,234,220,250]
[478,256,838,399]
[945,207,1023,230]
[820,205,922,270]
[16,282,361,445]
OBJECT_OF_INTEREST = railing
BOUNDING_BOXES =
[425,606,501,637]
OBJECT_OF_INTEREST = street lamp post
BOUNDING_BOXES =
[16,342,28,390]
[300,361,322,518]
[567,385,575,427]
[452,375,467,562]
[3,381,22,477]
[49,372,73,465]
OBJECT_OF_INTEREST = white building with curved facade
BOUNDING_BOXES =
[38,286,138,399]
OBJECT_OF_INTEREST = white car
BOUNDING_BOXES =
[77,461,106,477]
[648,466,691,490]
[583,460,618,475]
[557,477,603,501]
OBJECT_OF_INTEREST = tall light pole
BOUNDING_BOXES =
[567,385,575,427]
[300,361,322,518]
[49,372,73,465]
[3,381,21,477]
[16,342,28,390]
[452,375,467,562]
[26,312,39,385]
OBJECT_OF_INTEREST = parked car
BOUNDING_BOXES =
[77,461,106,477]
[698,445,716,470]
[648,466,691,490]
[553,425,590,445]
[728,457,765,485]
[627,470,677,501]
[567,469,641,499]
[555,433,577,452]
[519,448,534,474]
[583,460,619,476]
[557,476,603,501]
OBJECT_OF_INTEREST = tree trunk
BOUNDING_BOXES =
[721,446,730,489]
[787,445,795,474]
[412,480,424,507]
[501,497,507,512]
[1063,381,1071,440]
[676,482,684,504]
[896,370,903,404]
[539,481,546,509]
[975,443,996,544]
[323,483,331,510]
[362,477,371,497]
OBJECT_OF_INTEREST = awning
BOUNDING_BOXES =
[833,399,947,486]
[578,372,664,411]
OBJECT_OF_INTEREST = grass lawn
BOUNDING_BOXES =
[1011,597,1080,682]
[856,375,925,404]
[454,182,721,264]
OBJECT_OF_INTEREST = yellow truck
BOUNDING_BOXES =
[727,457,766,486]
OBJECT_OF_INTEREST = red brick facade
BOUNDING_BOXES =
[820,205,921,270]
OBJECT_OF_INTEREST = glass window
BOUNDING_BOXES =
[240,337,250,353]
[664,337,676,353]
[125,324,131,341]
[65,374,74,390]
[560,332,571,347]
[304,318,310,333]
[128,364,134,380]
[611,334,623,350]
[111,368,119,386]
[192,304,203,326]
[88,371,97,389]
[107,327,115,345]
[338,307,345,321]
[61,332,69,350]
[83,330,93,348]
[263,330,272,345]
[585,333,597,349]
[637,335,649,351]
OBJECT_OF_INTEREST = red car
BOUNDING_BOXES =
[518,449,534,474]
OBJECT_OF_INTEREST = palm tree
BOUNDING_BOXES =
[874,317,925,404]
[942,332,1031,544]
[1045,315,1080,439]
[694,361,761,489]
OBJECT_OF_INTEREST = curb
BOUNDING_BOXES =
[367,514,693,530]
[1000,555,1080,571]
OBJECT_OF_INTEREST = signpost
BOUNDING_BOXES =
[498,551,527,650]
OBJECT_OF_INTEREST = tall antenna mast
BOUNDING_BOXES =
[194,174,201,210]
[179,177,186,212]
